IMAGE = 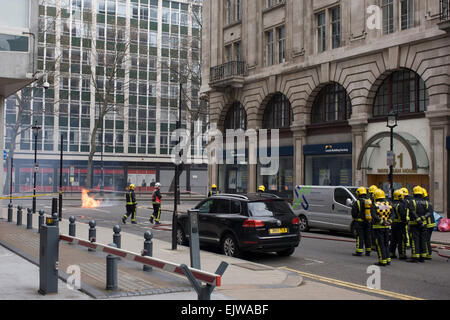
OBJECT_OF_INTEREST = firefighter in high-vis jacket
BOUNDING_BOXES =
[371,189,395,267]
[258,185,266,193]
[368,185,379,251]
[421,187,435,260]
[389,190,409,260]
[208,184,219,197]
[351,187,372,257]
[150,182,162,225]
[122,184,137,224]
[408,186,430,262]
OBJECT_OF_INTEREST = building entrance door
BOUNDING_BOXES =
[367,175,430,194]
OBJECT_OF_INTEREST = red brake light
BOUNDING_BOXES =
[292,217,300,225]
[243,219,265,228]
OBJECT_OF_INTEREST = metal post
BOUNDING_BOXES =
[39,214,59,295]
[9,156,13,205]
[16,206,22,226]
[27,208,33,230]
[389,126,394,199]
[38,210,45,233]
[33,128,38,214]
[106,243,118,291]
[59,134,63,221]
[142,231,153,272]
[188,209,201,269]
[88,220,96,252]
[7,203,13,222]
[113,225,121,249]
[69,216,76,237]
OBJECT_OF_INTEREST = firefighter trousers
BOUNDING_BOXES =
[354,221,372,254]
[389,223,408,258]
[152,203,161,222]
[409,224,427,260]
[426,228,433,259]
[373,228,390,265]
[124,204,137,222]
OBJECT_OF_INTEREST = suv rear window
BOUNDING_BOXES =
[247,200,292,217]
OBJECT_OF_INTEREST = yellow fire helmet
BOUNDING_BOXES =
[211,184,217,189]
[401,188,409,196]
[422,188,428,198]
[374,189,386,201]
[413,186,424,196]
[356,187,367,197]
[393,189,404,201]
[129,184,135,190]
[258,185,266,192]
[369,185,378,194]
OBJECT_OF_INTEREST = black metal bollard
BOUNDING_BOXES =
[106,243,118,291]
[69,216,76,237]
[38,210,45,233]
[51,198,58,215]
[27,208,33,230]
[113,225,121,249]
[88,220,96,252]
[142,231,153,272]
[16,206,23,226]
[7,203,13,223]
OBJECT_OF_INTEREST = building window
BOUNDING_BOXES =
[265,30,274,66]
[317,11,326,52]
[382,0,394,34]
[277,26,286,63]
[331,6,341,49]
[263,93,293,129]
[400,0,414,30]
[225,102,247,130]
[312,83,352,124]
[373,69,429,117]
[226,0,243,25]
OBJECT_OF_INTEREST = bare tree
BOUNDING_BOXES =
[86,29,130,189]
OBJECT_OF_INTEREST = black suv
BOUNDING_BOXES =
[176,193,301,257]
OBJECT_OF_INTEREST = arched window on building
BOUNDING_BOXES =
[311,82,352,124]
[224,102,247,130]
[263,93,293,129]
[373,69,429,117]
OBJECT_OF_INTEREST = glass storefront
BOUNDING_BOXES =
[304,143,353,186]
[259,156,294,199]
[219,164,248,194]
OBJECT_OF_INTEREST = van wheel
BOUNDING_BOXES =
[221,234,241,258]
[299,215,309,232]
[276,248,295,257]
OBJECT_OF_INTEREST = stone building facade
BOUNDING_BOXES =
[201,0,450,216]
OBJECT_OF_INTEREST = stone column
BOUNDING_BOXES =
[247,118,259,193]
[291,125,307,188]
[349,118,369,187]
[427,109,450,216]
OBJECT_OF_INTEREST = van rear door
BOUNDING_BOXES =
[332,187,354,231]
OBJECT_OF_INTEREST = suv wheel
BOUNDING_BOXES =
[176,225,188,246]
[221,234,241,258]
[299,215,309,232]
[276,248,295,257]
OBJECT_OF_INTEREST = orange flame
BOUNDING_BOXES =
[81,189,102,208]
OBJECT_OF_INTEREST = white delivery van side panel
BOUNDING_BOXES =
[293,186,334,229]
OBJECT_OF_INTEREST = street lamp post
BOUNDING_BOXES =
[32,123,41,213]
[386,111,398,200]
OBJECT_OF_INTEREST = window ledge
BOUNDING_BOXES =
[262,2,286,15]
[369,113,426,123]
[223,20,242,30]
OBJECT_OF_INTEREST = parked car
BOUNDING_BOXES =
[176,193,301,258]
[293,186,358,234]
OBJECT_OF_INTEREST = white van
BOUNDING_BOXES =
[292,185,358,234]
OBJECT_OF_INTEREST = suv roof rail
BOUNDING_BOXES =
[248,193,280,199]
[212,193,249,200]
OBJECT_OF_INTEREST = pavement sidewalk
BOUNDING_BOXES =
[0,207,448,301]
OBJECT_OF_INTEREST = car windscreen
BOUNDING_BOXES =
[247,200,293,217]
